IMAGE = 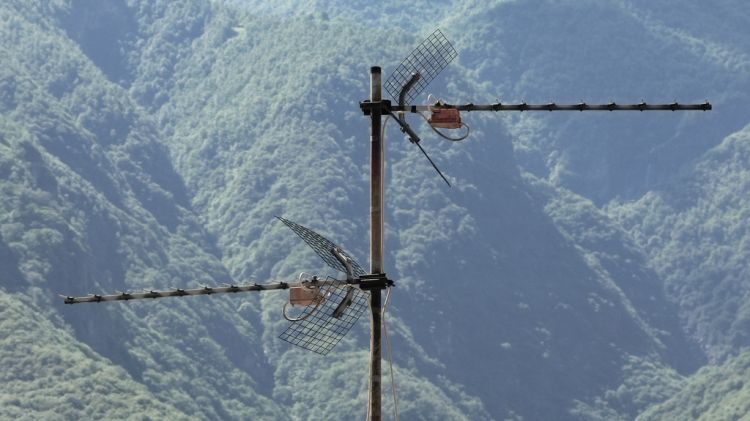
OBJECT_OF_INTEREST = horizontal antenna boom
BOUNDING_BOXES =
[62,279,353,304]
[385,101,711,113]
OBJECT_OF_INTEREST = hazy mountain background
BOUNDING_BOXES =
[1,0,749,419]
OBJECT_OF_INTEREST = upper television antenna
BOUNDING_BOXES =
[359,28,709,420]
[63,28,711,421]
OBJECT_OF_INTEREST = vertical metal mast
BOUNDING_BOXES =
[368,66,384,421]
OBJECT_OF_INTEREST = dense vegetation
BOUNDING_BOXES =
[1,0,749,419]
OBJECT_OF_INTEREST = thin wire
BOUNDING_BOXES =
[281,293,324,322]
[365,389,370,421]
[381,114,391,147]
[383,286,399,421]
[365,328,374,420]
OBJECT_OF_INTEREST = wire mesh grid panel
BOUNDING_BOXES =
[279,277,370,355]
[277,216,366,277]
[384,29,457,105]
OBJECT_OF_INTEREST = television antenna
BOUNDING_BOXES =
[63,216,384,355]
[62,28,711,421]
[359,28,709,420]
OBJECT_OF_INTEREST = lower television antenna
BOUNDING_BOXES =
[63,216,389,356]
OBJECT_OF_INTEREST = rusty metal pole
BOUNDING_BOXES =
[368,66,383,421]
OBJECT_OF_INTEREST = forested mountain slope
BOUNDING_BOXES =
[637,350,750,421]
[1,0,748,420]
[1,2,283,419]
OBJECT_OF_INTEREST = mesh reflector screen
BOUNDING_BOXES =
[384,29,457,105]
[277,217,369,354]
[277,216,366,277]
[279,277,369,355]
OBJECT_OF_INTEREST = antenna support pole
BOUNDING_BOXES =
[368,66,384,421]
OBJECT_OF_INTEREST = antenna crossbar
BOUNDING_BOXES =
[62,279,354,305]
[387,100,712,112]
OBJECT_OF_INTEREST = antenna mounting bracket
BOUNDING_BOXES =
[358,273,394,291]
